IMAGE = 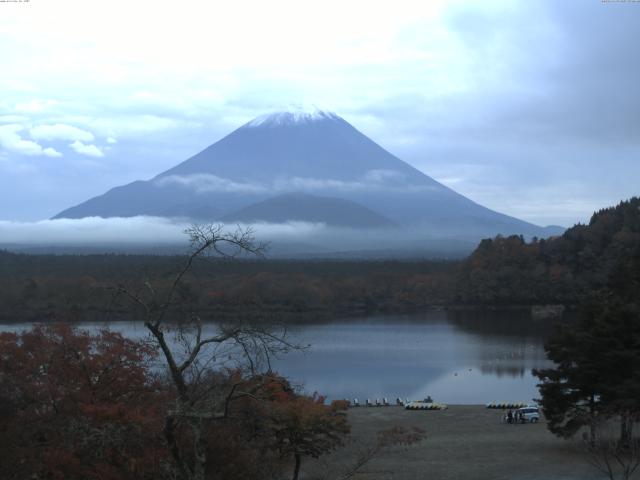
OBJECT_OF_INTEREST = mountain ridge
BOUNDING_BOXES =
[53,110,563,242]
[219,192,396,228]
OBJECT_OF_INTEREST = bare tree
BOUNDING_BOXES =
[582,419,640,480]
[307,426,426,480]
[114,224,299,480]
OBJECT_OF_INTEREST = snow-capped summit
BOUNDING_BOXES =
[54,106,563,244]
[243,105,339,128]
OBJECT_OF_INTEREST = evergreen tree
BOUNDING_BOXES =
[534,302,606,443]
[535,295,640,445]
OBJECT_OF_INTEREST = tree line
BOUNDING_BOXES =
[2,198,639,325]
[530,199,640,479]
[0,253,456,323]
[0,225,425,480]
[456,197,640,306]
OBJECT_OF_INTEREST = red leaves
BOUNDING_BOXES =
[264,379,351,460]
[1,328,354,480]
[0,324,165,479]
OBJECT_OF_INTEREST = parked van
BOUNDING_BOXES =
[515,406,540,423]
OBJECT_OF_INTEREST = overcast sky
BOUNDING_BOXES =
[0,0,638,226]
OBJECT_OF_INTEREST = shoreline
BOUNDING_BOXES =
[0,303,570,326]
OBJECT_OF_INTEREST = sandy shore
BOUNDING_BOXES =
[305,405,604,480]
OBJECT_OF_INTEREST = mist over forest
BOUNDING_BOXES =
[0,216,482,257]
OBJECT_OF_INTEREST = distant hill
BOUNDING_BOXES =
[219,192,396,228]
[54,107,562,244]
[456,197,640,305]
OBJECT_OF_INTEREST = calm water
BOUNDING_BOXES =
[0,310,553,404]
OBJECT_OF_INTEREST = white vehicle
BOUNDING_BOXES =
[515,406,540,423]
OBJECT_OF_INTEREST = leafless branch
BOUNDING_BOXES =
[582,422,640,480]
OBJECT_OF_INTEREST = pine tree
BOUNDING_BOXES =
[535,295,640,445]
[534,303,606,443]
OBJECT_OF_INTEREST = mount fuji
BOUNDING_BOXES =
[54,108,562,254]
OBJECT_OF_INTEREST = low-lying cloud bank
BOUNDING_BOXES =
[0,216,323,245]
[0,216,478,258]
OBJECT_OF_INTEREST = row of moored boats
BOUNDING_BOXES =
[348,397,448,410]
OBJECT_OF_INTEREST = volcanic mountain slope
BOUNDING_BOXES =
[219,192,396,228]
[54,108,562,239]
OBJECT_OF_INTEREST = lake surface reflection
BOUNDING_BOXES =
[1,309,553,404]
[276,310,552,404]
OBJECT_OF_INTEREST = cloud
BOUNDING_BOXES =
[0,216,327,246]
[42,147,62,157]
[274,177,364,192]
[156,170,438,195]
[14,99,58,113]
[155,174,267,194]
[0,216,473,258]
[86,115,185,138]
[30,123,95,142]
[70,140,104,157]
[106,136,117,144]
[0,216,185,245]
[363,169,407,183]
[0,124,62,157]
[0,115,28,124]
[274,175,412,192]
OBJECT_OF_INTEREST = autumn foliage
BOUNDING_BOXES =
[258,379,351,480]
[0,325,353,480]
[457,197,640,305]
[0,324,166,479]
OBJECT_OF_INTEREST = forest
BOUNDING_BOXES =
[456,197,640,305]
[1,198,638,324]
[0,253,456,323]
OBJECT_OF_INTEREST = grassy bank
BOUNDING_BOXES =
[304,405,601,480]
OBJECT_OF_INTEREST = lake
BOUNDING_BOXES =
[0,309,553,405]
